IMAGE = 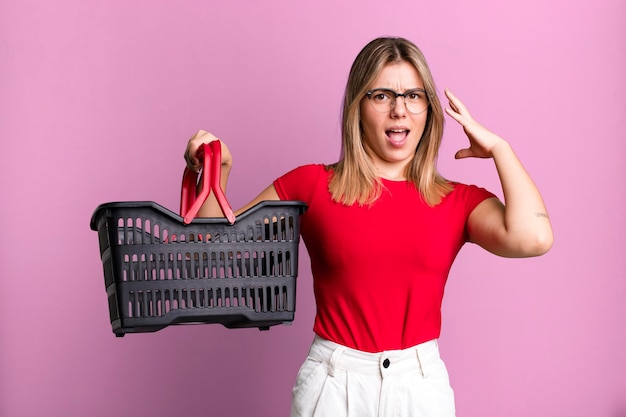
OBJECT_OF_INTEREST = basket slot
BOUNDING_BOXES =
[119,247,295,281]
[113,213,298,246]
[123,280,293,318]
[258,215,297,242]
[116,217,170,246]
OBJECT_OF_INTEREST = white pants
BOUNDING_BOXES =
[290,336,456,417]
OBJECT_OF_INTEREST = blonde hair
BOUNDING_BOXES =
[328,37,452,206]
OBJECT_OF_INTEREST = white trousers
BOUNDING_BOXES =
[290,336,456,417]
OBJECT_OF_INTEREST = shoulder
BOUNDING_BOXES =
[442,182,498,212]
[278,164,331,183]
[282,163,329,177]
[446,181,495,197]
[274,164,330,201]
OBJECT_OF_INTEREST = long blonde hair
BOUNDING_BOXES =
[329,37,452,206]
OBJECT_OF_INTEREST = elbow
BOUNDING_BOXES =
[493,228,554,258]
[520,229,554,257]
[532,235,553,256]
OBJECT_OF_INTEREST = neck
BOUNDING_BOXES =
[374,162,408,181]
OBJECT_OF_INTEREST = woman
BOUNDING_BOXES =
[184,37,553,417]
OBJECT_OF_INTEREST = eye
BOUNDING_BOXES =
[406,91,425,102]
[371,90,392,103]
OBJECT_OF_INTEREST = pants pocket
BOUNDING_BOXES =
[291,356,351,417]
[291,357,326,417]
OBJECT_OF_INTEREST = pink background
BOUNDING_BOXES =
[1,0,625,416]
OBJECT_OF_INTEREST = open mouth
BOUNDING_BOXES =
[386,129,410,144]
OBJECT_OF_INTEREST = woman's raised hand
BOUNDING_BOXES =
[444,89,507,160]
[184,130,233,173]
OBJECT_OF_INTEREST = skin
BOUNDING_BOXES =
[359,62,428,180]
[184,62,553,258]
[445,88,553,257]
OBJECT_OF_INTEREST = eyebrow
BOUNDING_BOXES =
[369,87,426,92]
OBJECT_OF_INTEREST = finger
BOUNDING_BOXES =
[445,88,471,117]
[184,154,200,172]
[185,130,217,171]
[454,148,473,159]
[185,142,198,159]
[445,106,466,126]
[184,145,204,172]
[445,90,460,113]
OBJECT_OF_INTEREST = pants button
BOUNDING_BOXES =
[383,358,390,368]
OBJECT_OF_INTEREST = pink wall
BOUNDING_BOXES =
[1,1,624,416]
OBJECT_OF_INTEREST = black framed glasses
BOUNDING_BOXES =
[365,88,429,114]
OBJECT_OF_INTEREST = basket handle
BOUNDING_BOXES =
[180,141,236,225]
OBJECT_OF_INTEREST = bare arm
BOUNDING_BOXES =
[184,130,280,218]
[445,89,554,258]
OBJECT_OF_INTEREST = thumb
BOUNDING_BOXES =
[455,148,473,159]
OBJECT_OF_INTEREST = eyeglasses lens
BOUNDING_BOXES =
[368,89,428,114]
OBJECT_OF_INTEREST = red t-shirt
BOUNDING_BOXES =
[274,164,496,353]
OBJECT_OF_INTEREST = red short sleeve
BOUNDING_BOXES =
[273,164,325,203]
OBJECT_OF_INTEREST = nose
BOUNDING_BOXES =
[391,97,407,117]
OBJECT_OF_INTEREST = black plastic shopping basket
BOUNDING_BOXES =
[90,141,307,336]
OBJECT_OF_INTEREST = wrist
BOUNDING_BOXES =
[490,139,511,158]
